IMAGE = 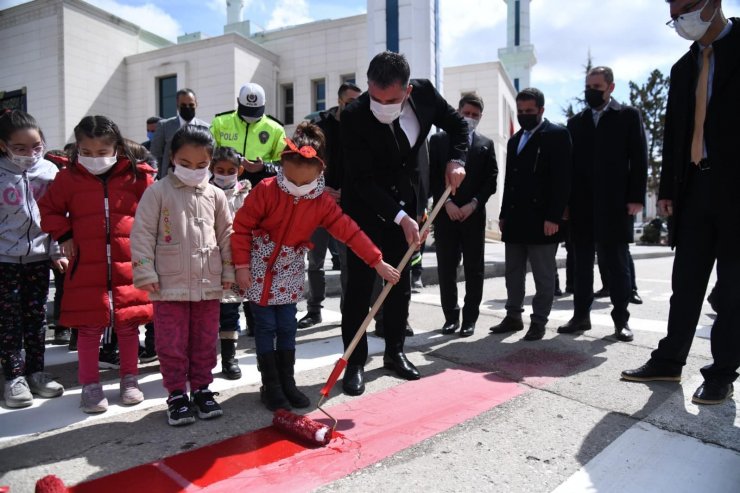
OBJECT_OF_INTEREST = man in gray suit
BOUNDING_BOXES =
[151,88,210,179]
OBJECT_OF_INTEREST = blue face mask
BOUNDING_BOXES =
[147,131,155,141]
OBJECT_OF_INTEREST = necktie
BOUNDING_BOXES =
[517,131,530,155]
[691,45,713,165]
[392,118,411,158]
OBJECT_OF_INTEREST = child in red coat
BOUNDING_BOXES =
[232,122,399,411]
[39,116,154,414]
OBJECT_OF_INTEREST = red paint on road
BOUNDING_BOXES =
[72,365,539,492]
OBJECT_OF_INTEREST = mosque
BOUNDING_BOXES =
[0,0,536,229]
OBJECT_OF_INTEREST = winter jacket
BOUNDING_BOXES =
[213,179,250,303]
[231,169,382,306]
[130,173,236,302]
[0,157,62,264]
[38,158,154,328]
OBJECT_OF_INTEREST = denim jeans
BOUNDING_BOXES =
[250,302,298,355]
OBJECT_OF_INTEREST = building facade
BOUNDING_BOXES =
[1,0,519,229]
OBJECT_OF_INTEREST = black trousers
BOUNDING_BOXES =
[650,169,740,384]
[434,210,486,325]
[598,247,638,291]
[341,224,410,366]
[573,237,631,326]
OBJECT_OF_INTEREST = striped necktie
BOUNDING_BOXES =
[691,45,713,165]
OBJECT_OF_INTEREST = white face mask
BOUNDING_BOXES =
[240,115,262,124]
[174,164,210,187]
[78,154,117,175]
[283,177,318,197]
[212,173,238,189]
[673,0,718,41]
[7,149,42,170]
[463,116,480,133]
[370,98,404,125]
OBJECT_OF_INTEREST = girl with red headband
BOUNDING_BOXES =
[232,122,399,411]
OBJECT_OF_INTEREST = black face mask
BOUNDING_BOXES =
[518,114,540,131]
[585,88,606,109]
[179,106,196,122]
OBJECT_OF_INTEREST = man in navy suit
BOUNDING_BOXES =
[430,93,498,338]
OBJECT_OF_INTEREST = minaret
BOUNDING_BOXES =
[498,0,537,91]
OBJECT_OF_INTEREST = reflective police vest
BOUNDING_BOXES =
[210,111,286,162]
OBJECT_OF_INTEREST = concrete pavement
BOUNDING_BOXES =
[1,254,738,492]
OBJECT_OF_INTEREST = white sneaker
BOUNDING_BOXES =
[28,372,65,398]
[4,376,33,408]
[81,383,108,413]
[119,374,144,405]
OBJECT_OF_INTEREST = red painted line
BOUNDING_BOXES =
[202,368,526,493]
[72,348,589,492]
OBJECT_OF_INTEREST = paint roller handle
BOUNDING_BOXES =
[320,357,348,397]
[338,185,453,363]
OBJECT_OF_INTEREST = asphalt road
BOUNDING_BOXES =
[1,255,738,492]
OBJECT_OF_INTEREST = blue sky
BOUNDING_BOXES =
[3,0,740,120]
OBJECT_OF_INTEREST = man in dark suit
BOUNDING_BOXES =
[298,82,362,329]
[623,0,739,405]
[489,88,572,341]
[430,93,498,338]
[150,88,209,179]
[557,66,648,342]
[340,51,467,395]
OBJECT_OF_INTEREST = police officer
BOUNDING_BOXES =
[210,83,286,187]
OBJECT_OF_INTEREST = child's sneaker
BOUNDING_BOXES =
[3,376,33,408]
[81,383,108,413]
[28,372,64,398]
[191,387,223,420]
[98,348,120,369]
[167,391,195,426]
[119,374,144,405]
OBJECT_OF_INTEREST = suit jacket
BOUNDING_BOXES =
[340,79,467,234]
[313,107,343,190]
[500,119,572,244]
[567,100,647,244]
[150,115,210,180]
[429,130,498,212]
[659,18,740,252]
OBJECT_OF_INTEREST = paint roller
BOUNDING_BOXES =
[272,186,453,446]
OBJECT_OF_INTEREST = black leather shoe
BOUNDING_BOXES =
[489,316,524,334]
[554,286,564,297]
[621,362,681,382]
[614,324,634,342]
[629,290,643,305]
[441,321,459,335]
[52,327,71,345]
[297,312,322,329]
[691,381,734,405]
[405,323,414,337]
[342,365,365,396]
[523,322,546,341]
[383,352,420,380]
[557,317,591,334]
[594,287,610,298]
[460,322,475,338]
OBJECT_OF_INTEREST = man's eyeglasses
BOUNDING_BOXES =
[666,0,705,28]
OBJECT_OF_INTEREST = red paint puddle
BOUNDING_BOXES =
[70,426,330,493]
